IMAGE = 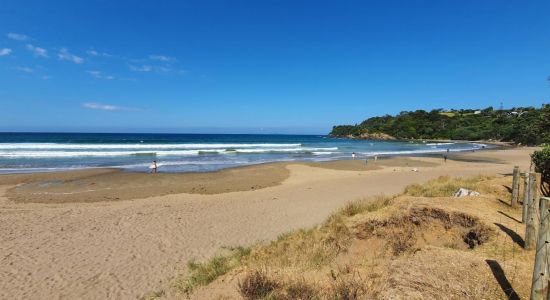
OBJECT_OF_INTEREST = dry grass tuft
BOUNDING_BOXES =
[174,246,250,293]
[327,274,369,300]
[238,270,279,299]
[282,279,319,300]
[248,214,352,269]
[238,270,368,300]
[339,195,393,217]
[404,175,494,197]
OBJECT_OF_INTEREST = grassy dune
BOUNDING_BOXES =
[174,175,533,299]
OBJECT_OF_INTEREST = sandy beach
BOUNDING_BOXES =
[0,148,535,299]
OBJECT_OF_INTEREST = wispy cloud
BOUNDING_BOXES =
[87,70,114,80]
[82,102,141,111]
[14,66,34,73]
[129,64,179,73]
[149,54,176,62]
[26,44,48,57]
[7,32,29,41]
[129,64,153,72]
[0,48,12,56]
[58,48,84,64]
[87,49,112,57]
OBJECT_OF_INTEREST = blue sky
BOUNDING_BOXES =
[0,0,549,134]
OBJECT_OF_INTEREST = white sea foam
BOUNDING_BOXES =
[0,143,302,150]
[0,150,199,157]
[0,147,339,158]
[425,142,455,146]
[229,147,338,153]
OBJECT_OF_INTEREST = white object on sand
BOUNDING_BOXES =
[453,188,480,197]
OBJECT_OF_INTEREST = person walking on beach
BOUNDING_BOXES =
[149,160,158,173]
[352,152,356,159]
[443,155,447,163]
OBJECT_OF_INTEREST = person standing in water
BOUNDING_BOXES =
[149,160,158,173]
[352,152,356,159]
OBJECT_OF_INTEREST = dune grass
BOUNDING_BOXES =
[247,214,352,269]
[237,268,369,300]
[175,175,512,298]
[174,246,250,294]
[338,195,394,217]
[404,175,495,197]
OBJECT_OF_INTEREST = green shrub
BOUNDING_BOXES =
[532,145,550,196]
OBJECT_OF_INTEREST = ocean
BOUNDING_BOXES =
[0,133,488,174]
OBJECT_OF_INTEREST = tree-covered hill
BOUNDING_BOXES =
[330,105,549,145]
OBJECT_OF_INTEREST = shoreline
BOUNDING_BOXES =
[0,139,502,176]
[0,146,525,204]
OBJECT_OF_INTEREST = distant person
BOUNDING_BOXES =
[149,160,158,173]
[374,155,378,162]
[352,152,356,159]
[446,148,450,153]
[443,155,447,163]
[365,157,368,165]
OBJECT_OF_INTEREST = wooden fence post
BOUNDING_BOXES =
[512,166,520,207]
[524,173,531,223]
[530,197,550,300]
[525,173,538,250]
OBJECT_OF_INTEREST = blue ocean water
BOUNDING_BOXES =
[0,133,488,174]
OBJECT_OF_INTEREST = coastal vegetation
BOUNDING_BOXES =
[331,105,550,145]
[531,144,550,196]
[176,175,533,299]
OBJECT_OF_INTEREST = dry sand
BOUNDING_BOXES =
[0,148,535,299]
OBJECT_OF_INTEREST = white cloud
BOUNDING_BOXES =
[87,49,112,57]
[14,66,34,73]
[7,32,29,41]
[82,102,119,110]
[87,70,114,80]
[129,64,153,72]
[26,44,48,57]
[149,54,176,62]
[58,48,84,64]
[82,102,140,111]
[0,48,12,56]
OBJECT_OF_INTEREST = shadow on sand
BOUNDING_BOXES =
[486,259,520,300]
[494,223,525,248]
[497,211,522,224]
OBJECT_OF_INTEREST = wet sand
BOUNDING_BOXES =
[0,148,536,299]
[4,157,438,204]
[3,163,291,203]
